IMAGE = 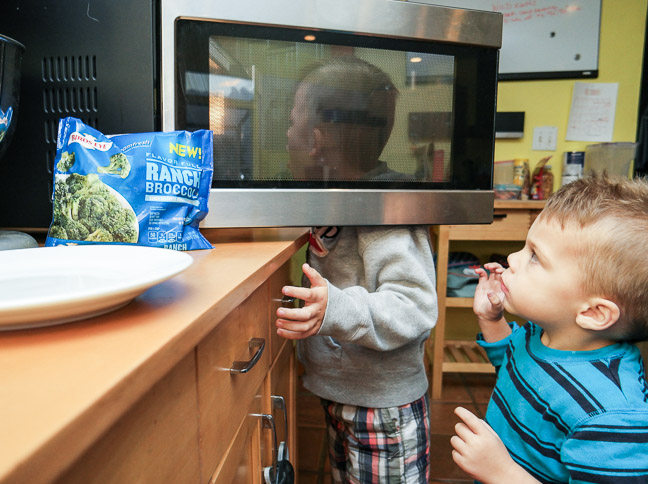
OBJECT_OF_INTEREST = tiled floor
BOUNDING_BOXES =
[296,370,497,484]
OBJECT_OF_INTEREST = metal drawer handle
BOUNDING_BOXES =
[253,413,279,484]
[257,410,295,484]
[230,337,265,374]
[493,213,508,220]
[272,296,295,305]
[271,395,288,442]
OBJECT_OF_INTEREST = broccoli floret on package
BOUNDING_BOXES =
[46,117,214,251]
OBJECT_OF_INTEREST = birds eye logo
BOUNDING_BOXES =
[69,132,113,151]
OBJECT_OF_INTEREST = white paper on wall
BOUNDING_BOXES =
[566,82,618,142]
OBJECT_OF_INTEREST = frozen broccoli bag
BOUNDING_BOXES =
[46,117,214,251]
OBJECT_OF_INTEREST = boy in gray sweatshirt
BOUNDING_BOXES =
[278,56,438,483]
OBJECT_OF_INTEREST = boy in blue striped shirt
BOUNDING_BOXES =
[451,173,648,483]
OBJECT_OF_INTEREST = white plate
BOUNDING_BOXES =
[0,245,193,330]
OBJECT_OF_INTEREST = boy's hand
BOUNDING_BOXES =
[275,263,328,340]
[451,407,540,484]
[473,262,505,323]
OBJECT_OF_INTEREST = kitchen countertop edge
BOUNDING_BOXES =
[0,228,309,484]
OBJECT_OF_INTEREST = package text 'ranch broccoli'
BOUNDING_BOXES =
[145,158,202,200]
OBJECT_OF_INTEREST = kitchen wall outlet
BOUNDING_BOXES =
[532,126,558,151]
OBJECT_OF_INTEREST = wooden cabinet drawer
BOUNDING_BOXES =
[210,382,264,484]
[446,209,532,241]
[55,353,201,484]
[198,282,271,481]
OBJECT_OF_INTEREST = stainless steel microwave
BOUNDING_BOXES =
[0,0,501,230]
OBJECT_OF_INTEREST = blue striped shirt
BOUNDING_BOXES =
[478,322,648,483]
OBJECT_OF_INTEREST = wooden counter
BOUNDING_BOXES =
[0,228,309,484]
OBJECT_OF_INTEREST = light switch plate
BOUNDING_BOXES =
[532,126,558,151]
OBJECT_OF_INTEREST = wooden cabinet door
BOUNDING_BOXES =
[269,340,297,470]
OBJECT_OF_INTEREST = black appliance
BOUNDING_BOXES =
[0,1,159,230]
[0,0,502,230]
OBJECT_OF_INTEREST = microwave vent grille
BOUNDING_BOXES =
[41,55,97,83]
[42,86,99,117]
[40,55,100,175]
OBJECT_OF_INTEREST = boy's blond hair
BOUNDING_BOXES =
[540,173,648,342]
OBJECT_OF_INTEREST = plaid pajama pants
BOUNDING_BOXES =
[321,393,430,484]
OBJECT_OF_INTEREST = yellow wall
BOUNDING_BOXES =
[446,1,647,339]
[494,0,647,187]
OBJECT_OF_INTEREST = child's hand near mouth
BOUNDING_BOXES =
[473,262,506,323]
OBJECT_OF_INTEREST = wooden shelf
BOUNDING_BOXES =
[493,200,546,210]
[428,201,545,399]
[446,297,473,308]
[443,341,494,373]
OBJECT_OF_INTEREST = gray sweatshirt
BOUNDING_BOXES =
[298,225,438,408]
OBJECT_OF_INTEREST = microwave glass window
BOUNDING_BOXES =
[176,21,497,190]
[207,37,454,185]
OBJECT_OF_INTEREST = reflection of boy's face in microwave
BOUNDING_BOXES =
[285,57,397,182]
[286,83,319,181]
